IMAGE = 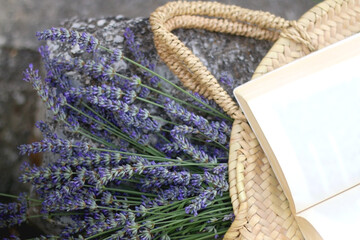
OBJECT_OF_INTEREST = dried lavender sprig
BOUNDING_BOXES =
[91,147,218,168]
[0,193,28,228]
[138,83,225,120]
[114,52,232,121]
[66,85,124,100]
[23,64,67,121]
[66,103,162,156]
[36,28,99,53]
[36,27,231,121]
[170,126,217,164]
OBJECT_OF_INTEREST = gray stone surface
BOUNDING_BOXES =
[0,0,317,49]
[0,47,41,195]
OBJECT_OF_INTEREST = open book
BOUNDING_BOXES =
[234,33,360,240]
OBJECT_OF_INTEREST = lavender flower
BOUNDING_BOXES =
[36,28,99,52]
[18,137,73,156]
[41,189,96,212]
[23,64,67,121]
[164,99,228,144]
[0,193,28,228]
[66,84,124,101]
[187,91,218,111]
[35,120,56,138]
[204,171,229,192]
[124,28,160,87]
[219,72,234,88]
[170,126,217,163]
[185,189,217,216]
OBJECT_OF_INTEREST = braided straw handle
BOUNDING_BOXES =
[150,2,315,239]
[150,1,314,121]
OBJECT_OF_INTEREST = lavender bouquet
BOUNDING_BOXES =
[0,26,235,239]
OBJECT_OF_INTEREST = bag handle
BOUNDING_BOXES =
[150,1,315,120]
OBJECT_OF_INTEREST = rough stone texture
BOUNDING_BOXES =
[0,0,316,49]
[0,47,41,195]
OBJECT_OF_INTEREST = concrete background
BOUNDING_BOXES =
[0,0,317,197]
[0,0,317,49]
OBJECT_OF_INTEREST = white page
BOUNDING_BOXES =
[248,54,360,212]
[298,184,360,240]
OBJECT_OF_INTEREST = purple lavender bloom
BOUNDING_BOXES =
[124,28,160,87]
[164,98,228,144]
[220,121,231,136]
[212,163,228,175]
[185,189,217,216]
[23,64,67,121]
[160,142,180,154]
[170,126,217,163]
[156,185,202,202]
[41,189,96,213]
[79,32,99,52]
[110,48,123,64]
[219,72,234,88]
[36,28,99,52]
[222,212,235,222]
[139,228,152,240]
[35,121,57,139]
[38,46,74,90]
[86,164,142,190]
[0,193,28,228]
[187,91,219,111]
[18,137,73,156]
[85,95,160,132]
[124,27,142,61]
[141,164,194,189]
[123,90,137,104]
[138,87,150,99]
[204,171,229,192]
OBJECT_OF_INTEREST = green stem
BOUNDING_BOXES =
[78,127,118,149]
[122,56,232,121]
[151,115,178,126]
[90,147,211,166]
[67,103,143,152]
[140,83,226,119]
[28,211,83,219]
[0,193,41,203]
[84,185,157,197]
[68,103,164,157]
[137,96,164,108]
[85,226,122,240]
[155,132,171,143]
[151,206,233,233]
[96,206,169,216]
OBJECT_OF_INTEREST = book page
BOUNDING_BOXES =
[247,53,360,213]
[297,184,360,240]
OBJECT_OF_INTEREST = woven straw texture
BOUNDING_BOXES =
[150,0,360,239]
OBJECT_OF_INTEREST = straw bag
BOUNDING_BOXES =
[150,0,360,239]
